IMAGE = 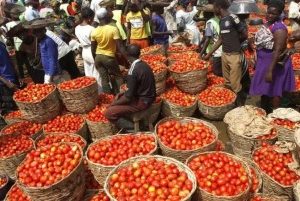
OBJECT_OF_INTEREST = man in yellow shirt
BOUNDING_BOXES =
[91,7,126,94]
[126,1,150,48]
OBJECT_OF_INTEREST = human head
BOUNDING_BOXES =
[26,0,40,9]
[96,7,111,23]
[130,3,139,13]
[237,14,250,21]
[81,7,94,24]
[127,44,141,61]
[155,6,164,15]
[266,0,284,23]
[213,0,230,16]
[32,27,47,41]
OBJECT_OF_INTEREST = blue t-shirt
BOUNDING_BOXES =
[152,14,169,45]
[0,42,17,85]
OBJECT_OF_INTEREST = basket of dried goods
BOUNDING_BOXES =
[250,194,289,201]
[35,133,87,151]
[253,142,300,200]
[0,135,34,179]
[58,77,98,114]
[288,75,300,105]
[84,190,109,201]
[5,184,31,201]
[141,44,164,55]
[0,175,10,200]
[16,142,85,201]
[207,73,225,87]
[13,84,61,123]
[104,155,197,201]
[43,113,88,140]
[161,86,197,117]
[155,117,218,163]
[1,121,42,140]
[169,59,207,94]
[167,45,198,55]
[3,110,23,125]
[268,108,300,142]
[187,151,252,201]
[198,86,236,120]
[225,106,277,158]
[86,94,117,142]
[167,51,199,66]
[86,133,157,186]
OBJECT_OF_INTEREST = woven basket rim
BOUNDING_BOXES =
[186,151,252,199]
[43,114,86,134]
[167,50,198,54]
[198,86,237,107]
[141,44,163,55]
[0,122,43,137]
[104,155,197,201]
[154,66,168,75]
[0,135,34,160]
[0,174,9,189]
[227,126,278,141]
[163,98,197,109]
[85,132,158,168]
[35,132,87,149]
[154,117,219,153]
[252,147,296,188]
[57,77,97,92]
[4,184,31,201]
[169,64,208,75]
[13,84,56,104]
[16,142,83,190]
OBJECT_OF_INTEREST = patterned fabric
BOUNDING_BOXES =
[255,25,274,50]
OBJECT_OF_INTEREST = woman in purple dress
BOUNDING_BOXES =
[250,0,295,113]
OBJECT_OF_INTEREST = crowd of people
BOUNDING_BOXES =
[2,0,300,125]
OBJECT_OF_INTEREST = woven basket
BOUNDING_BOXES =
[252,193,289,201]
[141,45,165,56]
[4,184,31,201]
[3,117,24,125]
[14,86,61,124]
[167,50,196,57]
[274,125,295,142]
[155,117,218,163]
[186,152,251,201]
[58,78,98,114]
[43,117,88,141]
[162,99,197,117]
[82,190,98,201]
[0,175,11,200]
[86,132,158,186]
[16,142,85,201]
[35,133,87,151]
[0,123,43,140]
[169,68,208,94]
[86,119,117,142]
[294,181,300,201]
[0,136,34,180]
[228,127,278,158]
[198,96,236,121]
[104,155,197,201]
[155,69,168,95]
[154,68,168,82]
[252,149,296,200]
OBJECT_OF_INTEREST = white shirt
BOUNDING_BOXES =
[40,7,54,18]
[24,6,40,21]
[75,24,95,47]
[60,3,69,16]
[46,30,71,59]
[90,0,103,23]
[5,21,22,51]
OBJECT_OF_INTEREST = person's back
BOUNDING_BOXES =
[91,23,119,57]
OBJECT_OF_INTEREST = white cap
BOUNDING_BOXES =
[96,7,108,20]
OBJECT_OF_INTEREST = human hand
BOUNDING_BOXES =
[203,54,210,61]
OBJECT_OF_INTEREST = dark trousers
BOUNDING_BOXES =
[15,51,32,79]
[0,85,17,115]
[59,51,81,79]
[104,96,149,121]
[212,57,223,77]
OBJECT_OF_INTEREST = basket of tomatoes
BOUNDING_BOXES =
[1,121,43,140]
[43,113,88,140]
[58,77,99,114]
[292,53,300,75]
[145,61,168,95]
[198,86,237,120]
[169,59,208,94]
[167,45,199,55]
[0,135,34,180]
[167,52,200,66]
[155,117,218,163]
[161,86,197,117]
[3,110,24,125]
[187,151,252,201]
[141,44,165,56]
[86,94,117,141]
[16,142,85,201]
[288,75,300,105]
[104,155,197,201]
[13,84,61,123]
[0,175,10,200]
[270,118,300,142]
[4,184,31,201]
[83,190,109,201]
[253,143,300,200]
[86,133,157,186]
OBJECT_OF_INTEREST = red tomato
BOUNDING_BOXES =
[0,135,33,158]
[161,86,196,107]
[7,185,31,201]
[58,77,95,90]
[44,114,84,133]
[198,87,236,106]
[1,121,42,137]
[14,84,55,103]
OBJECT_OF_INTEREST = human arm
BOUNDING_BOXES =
[126,16,131,44]
[0,76,18,91]
[165,0,178,11]
[265,29,288,82]
[151,17,172,36]
[43,38,59,82]
[90,30,97,59]
[200,36,211,56]
[203,37,222,60]
[140,7,150,23]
